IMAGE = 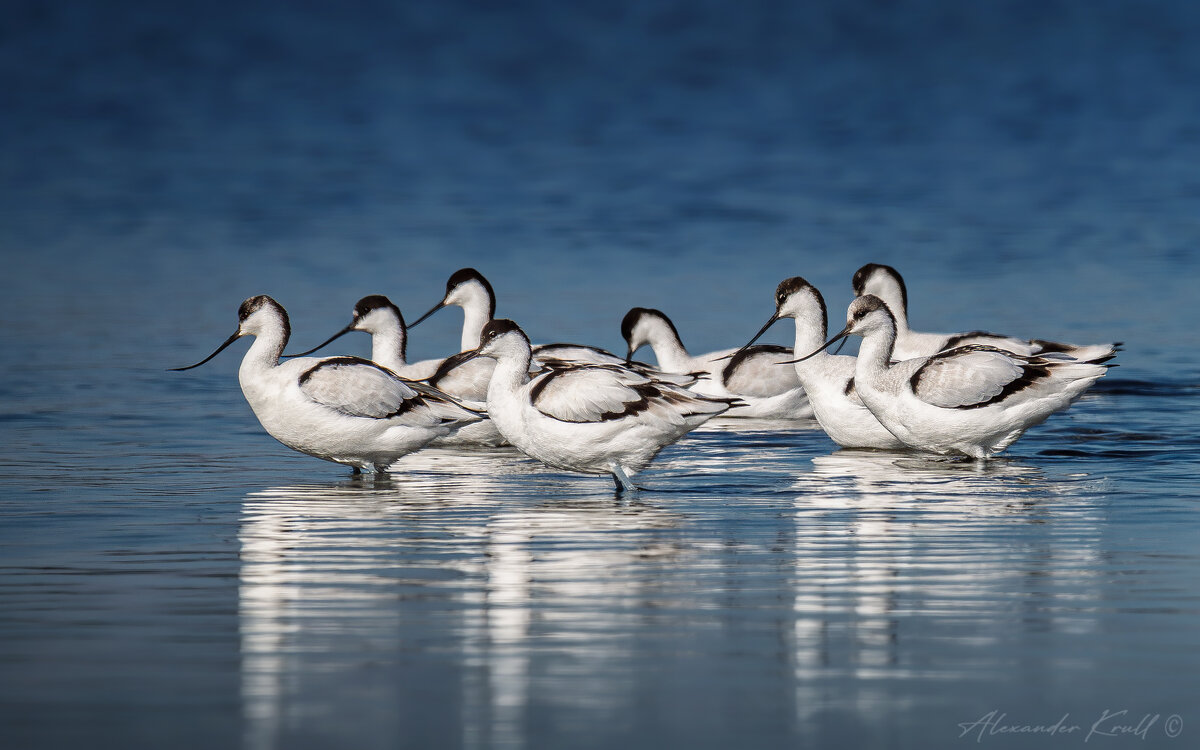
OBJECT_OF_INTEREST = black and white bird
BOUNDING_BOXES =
[289,295,505,447]
[288,295,442,380]
[620,307,812,420]
[851,263,1120,362]
[735,278,906,450]
[411,268,498,354]
[412,268,695,377]
[797,294,1113,458]
[171,296,483,473]
[462,319,736,492]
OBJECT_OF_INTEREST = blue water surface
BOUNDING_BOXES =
[2,1,1199,748]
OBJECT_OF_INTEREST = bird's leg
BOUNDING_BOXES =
[609,464,641,494]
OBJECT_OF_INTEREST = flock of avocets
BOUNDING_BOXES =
[173,264,1119,492]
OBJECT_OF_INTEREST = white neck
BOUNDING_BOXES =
[645,327,691,371]
[238,329,285,385]
[485,349,532,407]
[862,276,911,334]
[854,325,897,384]
[458,298,492,352]
[789,316,830,374]
[369,320,407,371]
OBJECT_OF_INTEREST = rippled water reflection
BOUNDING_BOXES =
[3,390,1197,749]
[238,471,690,750]
[204,414,1197,749]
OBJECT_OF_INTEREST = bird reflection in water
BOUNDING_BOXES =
[237,469,686,750]
[785,450,1106,730]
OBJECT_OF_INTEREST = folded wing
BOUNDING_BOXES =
[530,364,723,424]
[300,357,476,424]
[910,346,1043,409]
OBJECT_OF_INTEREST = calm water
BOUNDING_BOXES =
[3,1,1200,748]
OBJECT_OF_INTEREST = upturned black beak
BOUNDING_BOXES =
[409,299,446,328]
[779,323,852,365]
[729,312,782,364]
[623,345,635,366]
[284,321,356,358]
[169,330,242,371]
[455,347,482,367]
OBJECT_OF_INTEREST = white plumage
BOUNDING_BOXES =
[909,348,1029,408]
[735,277,905,450]
[816,294,1112,458]
[620,306,811,419]
[466,319,736,492]
[851,263,1120,362]
[297,357,426,418]
[292,295,505,447]
[171,295,482,473]
[531,366,656,422]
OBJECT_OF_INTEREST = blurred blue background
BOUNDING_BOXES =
[2,0,1197,369]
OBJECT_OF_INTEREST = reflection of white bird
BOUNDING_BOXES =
[620,307,811,419]
[736,277,905,450]
[464,319,736,492]
[802,294,1112,458]
[171,295,482,473]
[289,295,505,447]
[851,263,1121,362]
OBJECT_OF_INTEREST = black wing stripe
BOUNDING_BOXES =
[597,383,664,422]
[299,356,383,385]
[427,350,475,387]
[528,368,568,406]
[380,398,422,419]
[721,344,791,383]
[942,330,1004,349]
[960,364,1051,409]
[534,343,612,356]
[1029,338,1071,353]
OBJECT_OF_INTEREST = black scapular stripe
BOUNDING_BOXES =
[721,344,790,384]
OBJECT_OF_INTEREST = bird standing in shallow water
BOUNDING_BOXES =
[851,263,1120,362]
[797,294,1113,458]
[288,295,506,447]
[462,319,736,493]
[734,277,906,450]
[171,295,483,473]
